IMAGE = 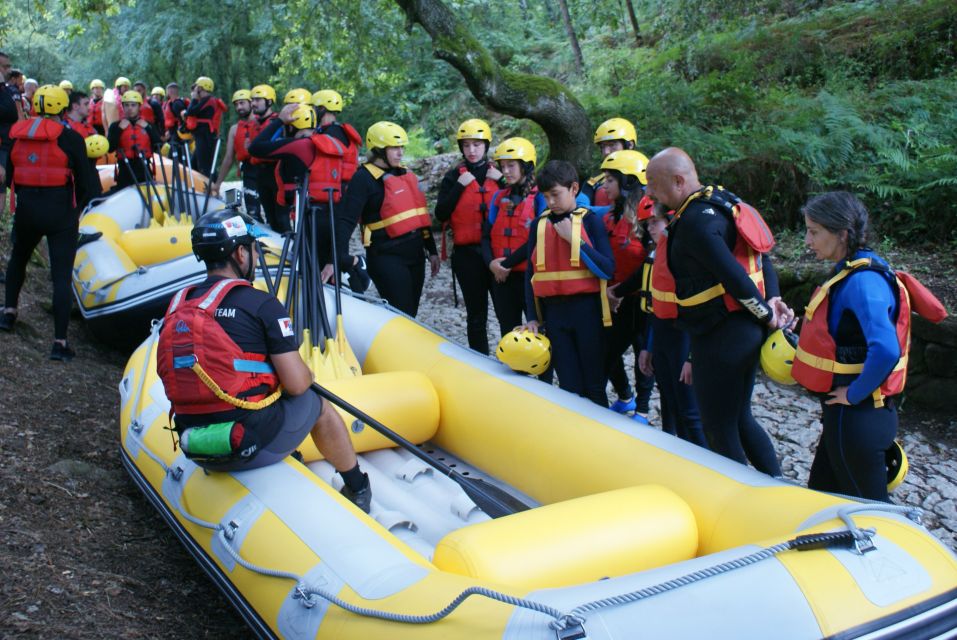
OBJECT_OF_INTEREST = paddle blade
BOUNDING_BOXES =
[459,478,532,519]
[335,315,362,377]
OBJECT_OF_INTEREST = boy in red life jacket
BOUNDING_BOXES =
[0,85,100,359]
[212,90,261,220]
[156,209,372,511]
[107,90,160,191]
[185,76,227,177]
[581,118,637,207]
[521,160,615,407]
[435,118,503,354]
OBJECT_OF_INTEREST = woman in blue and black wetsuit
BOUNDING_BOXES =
[795,191,946,501]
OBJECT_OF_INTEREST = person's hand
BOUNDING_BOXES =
[825,386,851,406]
[320,263,335,284]
[553,217,573,242]
[486,166,503,182]
[457,171,476,187]
[679,361,693,385]
[638,350,654,377]
[278,103,298,124]
[429,254,440,276]
[119,118,130,130]
[607,283,623,313]
[211,182,221,196]
[489,257,510,283]
[767,296,795,330]
[519,320,540,335]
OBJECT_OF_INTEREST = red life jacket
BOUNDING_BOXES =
[117,123,153,160]
[249,112,278,166]
[661,187,774,317]
[604,210,646,287]
[587,174,613,207]
[361,163,431,246]
[10,118,72,189]
[792,258,947,406]
[650,234,678,320]
[186,97,227,134]
[530,209,611,325]
[64,118,96,139]
[338,122,362,182]
[140,102,156,124]
[489,187,537,272]
[90,99,104,130]
[274,133,346,206]
[156,279,282,416]
[449,165,498,247]
[234,118,256,163]
[162,99,187,131]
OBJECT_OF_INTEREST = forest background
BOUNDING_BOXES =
[1,0,955,246]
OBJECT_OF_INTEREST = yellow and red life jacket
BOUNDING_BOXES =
[530,209,611,326]
[10,118,72,189]
[157,279,281,416]
[657,187,774,319]
[274,133,346,206]
[117,123,153,160]
[186,97,227,134]
[792,258,947,406]
[64,118,96,139]
[361,163,431,247]
[650,234,678,320]
[489,187,537,272]
[449,165,498,247]
[604,210,646,287]
[90,99,104,130]
[234,118,256,163]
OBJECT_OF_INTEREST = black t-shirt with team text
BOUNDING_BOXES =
[174,276,298,429]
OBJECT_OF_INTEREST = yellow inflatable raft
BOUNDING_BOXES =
[120,291,957,639]
[97,157,209,193]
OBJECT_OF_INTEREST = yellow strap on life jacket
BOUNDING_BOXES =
[672,270,765,307]
[640,262,653,313]
[570,213,583,267]
[535,215,547,271]
[190,361,282,410]
[364,162,385,179]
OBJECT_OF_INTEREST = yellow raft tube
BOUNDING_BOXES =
[120,291,957,639]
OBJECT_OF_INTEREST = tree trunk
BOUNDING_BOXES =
[556,0,585,75]
[623,0,642,45]
[395,0,594,176]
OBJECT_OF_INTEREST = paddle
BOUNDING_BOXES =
[121,155,151,227]
[323,187,362,377]
[201,137,222,214]
[309,381,530,519]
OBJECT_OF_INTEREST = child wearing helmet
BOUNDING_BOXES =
[434,119,502,354]
[582,117,637,207]
[329,121,439,317]
[106,89,161,191]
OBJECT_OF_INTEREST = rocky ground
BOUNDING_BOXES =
[1,166,955,638]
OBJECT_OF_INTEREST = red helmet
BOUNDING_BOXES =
[637,195,655,221]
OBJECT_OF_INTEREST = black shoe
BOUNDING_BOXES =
[346,256,371,294]
[50,342,76,362]
[0,311,15,332]
[340,473,372,513]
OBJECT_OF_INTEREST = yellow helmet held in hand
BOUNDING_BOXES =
[760,329,798,386]
[886,441,909,492]
[366,121,408,150]
[59,80,74,91]
[89,79,105,90]
[288,104,317,130]
[251,84,276,102]
[33,85,70,116]
[312,89,343,112]
[594,117,637,146]
[497,330,551,374]
[283,88,312,105]
[121,90,143,105]
[456,118,492,142]
[600,149,650,185]
[231,89,251,103]
[492,137,536,167]
[85,134,109,159]
[151,86,166,98]
[194,76,215,92]
[160,142,171,157]
[114,76,131,89]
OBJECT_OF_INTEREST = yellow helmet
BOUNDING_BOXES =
[600,149,650,185]
[250,84,276,102]
[151,86,166,98]
[288,104,317,130]
[114,76,131,89]
[366,121,408,150]
[194,76,215,92]
[283,88,312,105]
[85,134,109,159]
[456,118,492,142]
[231,89,251,103]
[492,137,536,166]
[59,80,74,91]
[89,79,105,90]
[311,89,343,112]
[760,329,798,386]
[886,441,909,492]
[497,330,551,374]
[32,85,70,116]
[594,117,637,146]
[120,90,143,105]
[176,129,194,142]
[161,142,171,157]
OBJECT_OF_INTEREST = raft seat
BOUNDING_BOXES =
[432,485,698,591]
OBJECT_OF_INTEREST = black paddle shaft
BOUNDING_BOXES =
[310,382,530,519]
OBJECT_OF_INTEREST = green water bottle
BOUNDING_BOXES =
[180,422,237,457]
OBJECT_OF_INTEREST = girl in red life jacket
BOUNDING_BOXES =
[582,117,638,207]
[797,192,946,501]
[434,119,502,355]
[483,137,540,338]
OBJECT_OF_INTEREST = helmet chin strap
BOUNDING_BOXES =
[228,245,256,283]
